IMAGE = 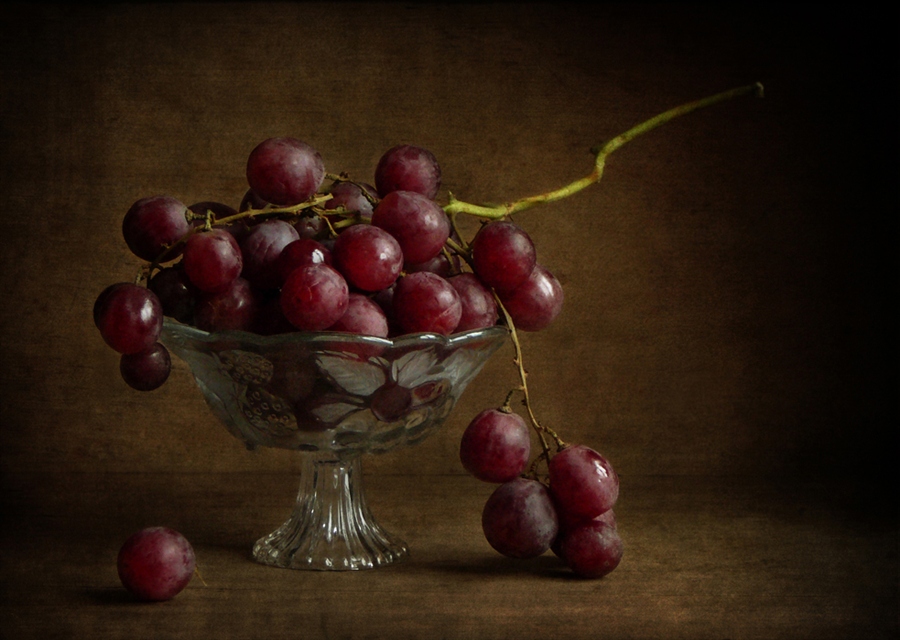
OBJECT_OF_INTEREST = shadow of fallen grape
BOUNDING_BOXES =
[84,587,145,605]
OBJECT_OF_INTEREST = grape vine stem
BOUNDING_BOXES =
[495,295,566,455]
[140,194,335,281]
[443,81,763,474]
[442,82,763,219]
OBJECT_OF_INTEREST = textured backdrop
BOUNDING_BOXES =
[1,4,895,486]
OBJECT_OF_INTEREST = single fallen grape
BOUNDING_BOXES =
[374,144,441,200]
[117,526,196,602]
[94,283,164,355]
[245,137,325,206]
[459,408,530,483]
[548,445,619,523]
[470,220,537,292]
[481,477,558,559]
[120,342,172,391]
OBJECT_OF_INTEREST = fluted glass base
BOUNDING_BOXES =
[252,454,407,570]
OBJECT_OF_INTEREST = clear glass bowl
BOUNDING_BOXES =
[160,319,508,570]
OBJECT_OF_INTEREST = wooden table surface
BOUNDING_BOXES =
[1,471,895,639]
[1,4,896,639]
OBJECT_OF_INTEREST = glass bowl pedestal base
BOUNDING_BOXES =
[253,454,407,570]
[160,320,508,570]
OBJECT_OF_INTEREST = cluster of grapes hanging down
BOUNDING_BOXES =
[93,82,763,585]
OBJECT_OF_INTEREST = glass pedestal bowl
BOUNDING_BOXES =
[160,319,508,570]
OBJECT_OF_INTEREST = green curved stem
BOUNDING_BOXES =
[443,82,763,220]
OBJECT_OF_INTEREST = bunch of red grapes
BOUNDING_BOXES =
[461,409,622,578]
[94,136,620,581]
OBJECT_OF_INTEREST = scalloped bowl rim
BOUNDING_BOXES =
[161,318,510,351]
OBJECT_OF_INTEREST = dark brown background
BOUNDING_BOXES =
[1,3,896,639]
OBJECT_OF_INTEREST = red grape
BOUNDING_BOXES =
[120,342,172,391]
[293,215,327,240]
[93,282,127,329]
[470,220,536,292]
[324,181,377,218]
[193,277,259,332]
[448,272,499,332]
[280,263,349,331]
[148,265,197,324]
[371,190,450,265]
[239,219,300,291]
[374,144,441,200]
[557,519,623,579]
[548,445,619,523]
[189,200,248,243]
[370,381,413,422]
[276,237,332,285]
[497,264,564,332]
[245,137,325,206]
[391,272,461,336]
[182,228,243,294]
[187,200,236,222]
[551,508,617,558]
[122,195,192,262]
[332,223,403,292]
[94,283,163,355]
[371,284,401,336]
[459,408,530,483]
[239,188,269,212]
[327,292,389,338]
[405,252,458,278]
[117,526,196,601]
[481,477,559,559]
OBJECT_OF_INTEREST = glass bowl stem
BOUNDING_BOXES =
[253,453,407,570]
